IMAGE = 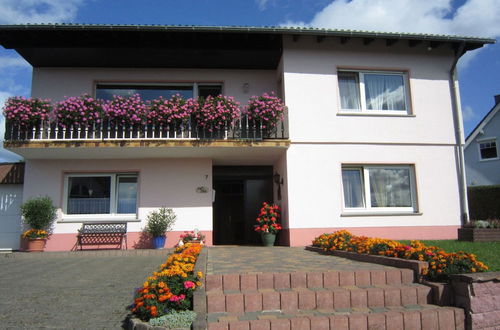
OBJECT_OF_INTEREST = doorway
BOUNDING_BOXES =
[213,166,273,245]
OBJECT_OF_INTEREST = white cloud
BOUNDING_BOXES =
[285,0,500,38]
[462,105,476,122]
[256,0,270,11]
[0,56,30,69]
[0,0,83,24]
[282,0,500,69]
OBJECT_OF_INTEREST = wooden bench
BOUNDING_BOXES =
[76,222,127,250]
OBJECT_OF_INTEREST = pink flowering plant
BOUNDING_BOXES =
[244,92,286,130]
[2,97,52,127]
[195,95,240,132]
[180,229,205,243]
[103,94,147,125]
[54,94,103,128]
[147,95,195,127]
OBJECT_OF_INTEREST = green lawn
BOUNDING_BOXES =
[399,240,500,272]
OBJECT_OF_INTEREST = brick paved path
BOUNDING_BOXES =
[206,246,392,274]
[0,250,170,329]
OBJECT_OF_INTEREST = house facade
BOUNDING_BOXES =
[465,95,500,186]
[0,25,493,250]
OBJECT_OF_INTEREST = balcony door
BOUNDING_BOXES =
[213,166,273,245]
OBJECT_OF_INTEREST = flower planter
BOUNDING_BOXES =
[153,236,166,249]
[458,228,500,241]
[27,238,46,252]
[260,232,276,246]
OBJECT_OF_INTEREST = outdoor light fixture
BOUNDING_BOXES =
[274,172,283,185]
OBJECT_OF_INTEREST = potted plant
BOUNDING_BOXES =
[20,196,57,252]
[254,202,282,246]
[145,207,177,249]
[244,92,286,135]
[180,229,205,244]
[194,95,240,133]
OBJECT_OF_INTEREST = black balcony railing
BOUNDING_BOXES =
[4,116,287,142]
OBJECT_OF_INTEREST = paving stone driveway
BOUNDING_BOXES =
[0,251,169,329]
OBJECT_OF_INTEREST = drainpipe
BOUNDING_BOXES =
[449,41,469,226]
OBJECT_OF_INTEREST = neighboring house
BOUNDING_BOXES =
[465,95,500,186]
[0,162,24,251]
[0,24,494,251]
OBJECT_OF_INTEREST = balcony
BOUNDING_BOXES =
[3,94,289,161]
[4,117,287,142]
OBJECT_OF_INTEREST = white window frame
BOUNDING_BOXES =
[341,165,418,214]
[337,70,411,115]
[62,173,138,221]
[477,138,498,161]
[94,82,223,99]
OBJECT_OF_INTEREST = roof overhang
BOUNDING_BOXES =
[0,24,495,69]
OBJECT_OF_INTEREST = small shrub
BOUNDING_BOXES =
[21,196,57,231]
[149,310,196,328]
[474,220,490,229]
[145,207,177,237]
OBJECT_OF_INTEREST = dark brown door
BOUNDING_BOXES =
[213,166,273,245]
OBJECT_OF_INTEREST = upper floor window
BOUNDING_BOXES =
[479,139,498,160]
[95,83,222,101]
[338,70,410,114]
[342,165,417,213]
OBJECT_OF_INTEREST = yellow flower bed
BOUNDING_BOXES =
[313,230,488,280]
[130,243,203,321]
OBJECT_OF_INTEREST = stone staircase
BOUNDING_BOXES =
[204,268,465,329]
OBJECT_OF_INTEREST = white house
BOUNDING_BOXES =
[0,24,494,250]
[465,95,500,186]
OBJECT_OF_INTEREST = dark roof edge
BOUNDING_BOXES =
[0,24,495,44]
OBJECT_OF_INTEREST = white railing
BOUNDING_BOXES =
[5,116,287,142]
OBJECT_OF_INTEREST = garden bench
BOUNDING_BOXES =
[76,222,127,250]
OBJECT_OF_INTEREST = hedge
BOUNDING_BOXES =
[468,185,500,220]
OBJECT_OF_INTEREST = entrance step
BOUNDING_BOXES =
[205,269,415,292]
[206,284,432,314]
[206,305,465,330]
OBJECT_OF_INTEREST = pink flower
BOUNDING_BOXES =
[184,281,195,289]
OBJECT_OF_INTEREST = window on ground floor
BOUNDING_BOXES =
[95,83,223,101]
[478,139,498,160]
[338,70,410,114]
[64,173,138,216]
[342,165,417,212]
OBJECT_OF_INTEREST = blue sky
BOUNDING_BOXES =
[0,0,499,162]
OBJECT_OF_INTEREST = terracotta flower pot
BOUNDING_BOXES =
[27,238,46,252]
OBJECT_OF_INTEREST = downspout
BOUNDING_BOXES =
[449,41,469,226]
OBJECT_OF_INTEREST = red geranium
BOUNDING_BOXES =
[254,202,282,234]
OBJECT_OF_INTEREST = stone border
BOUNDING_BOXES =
[305,245,428,282]
[458,228,500,242]
[450,271,500,330]
[192,247,208,330]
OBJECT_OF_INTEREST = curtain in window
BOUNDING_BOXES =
[369,168,411,207]
[365,74,406,110]
[342,169,364,208]
[117,176,138,214]
[338,72,361,110]
[68,177,111,214]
